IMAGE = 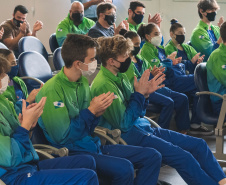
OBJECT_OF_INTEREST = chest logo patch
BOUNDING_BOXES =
[151,59,158,63]
[58,28,62,32]
[222,65,226,70]
[53,101,64,108]
[199,35,205,39]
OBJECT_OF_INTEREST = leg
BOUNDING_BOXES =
[122,126,218,185]
[149,90,174,129]
[153,128,226,183]
[86,153,134,185]
[38,155,96,171]
[14,169,98,185]
[101,144,161,185]
[168,90,190,131]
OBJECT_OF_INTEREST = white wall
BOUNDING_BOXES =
[1,0,226,52]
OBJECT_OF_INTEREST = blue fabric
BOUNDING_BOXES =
[75,0,98,19]
[207,30,219,52]
[134,57,143,73]
[8,155,98,185]
[149,87,190,130]
[122,127,226,185]
[70,144,161,185]
[88,22,114,38]
[178,49,189,60]
[1,126,39,184]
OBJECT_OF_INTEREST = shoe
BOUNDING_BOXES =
[188,125,214,136]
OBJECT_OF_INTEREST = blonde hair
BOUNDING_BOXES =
[97,35,134,66]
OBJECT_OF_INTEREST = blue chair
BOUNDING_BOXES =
[18,36,49,61]
[194,63,226,166]
[49,33,59,53]
[53,47,64,70]
[18,51,52,92]
[0,42,8,49]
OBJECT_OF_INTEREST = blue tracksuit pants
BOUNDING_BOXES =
[12,155,98,185]
[70,144,161,185]
[122,126,226,185]
[149,87,190,130]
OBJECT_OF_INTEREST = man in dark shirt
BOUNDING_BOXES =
[0,5,43,57]
[88,2,128,38]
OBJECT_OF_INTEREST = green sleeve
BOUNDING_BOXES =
[56,20,69,47]
[140,45,160,68]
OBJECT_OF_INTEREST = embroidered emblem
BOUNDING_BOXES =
[53,101,65,108]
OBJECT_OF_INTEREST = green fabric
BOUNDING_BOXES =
[56,14,95,46]
[90,66,134,132]
[191,20,220,61]
[140,41,164,68]
[3,77,28,104]
[124,54,151,86]
[207,43,226,88]
[125,18,144,32]
[165,40,197,61]
[36,68,92,145]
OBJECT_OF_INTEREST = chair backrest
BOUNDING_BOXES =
[49,33,59,53]
[18,36,49,61]
[31,124,49,145]
[18,51,52,92]
[53,47,64,70]
[194,63,218,124]
[0,42,8,49]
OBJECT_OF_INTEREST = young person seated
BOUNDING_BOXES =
[138,23,213,135]
[0,56,99,185]
[123,30,190,134]
[88,2,129,38]
[56,1,95,46]
[207,22,226,116]
[191,0,223,62]
[90,34,226,185]
[36,33,162,185]
[0,49,42,115]
[165,19,204,74]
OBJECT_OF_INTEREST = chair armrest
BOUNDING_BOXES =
[0,179,6,185]
[95,126,122,143]
[20,76,44,85]
[35,149,54,160]
[33,144,69,157]
[196,91,224,99]
[144,116,161,128]
[93,129,117,145]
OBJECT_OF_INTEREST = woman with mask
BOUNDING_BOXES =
[123,30,191,134]
[165,19,204,74]
[0,56,99,185]
[0,49,42,115]
[191,0,223,62]
[138,23,213,136]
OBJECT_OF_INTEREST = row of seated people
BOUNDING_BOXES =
[0,0,223,135]
[1,27,226,184]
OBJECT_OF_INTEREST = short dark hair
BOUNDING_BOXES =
[170,19,183,33]
[0,56,11,74]
[61,34,98,68]
[137,23,156,41]
[124,31,139,40]
[129,1,145,12]
[97,2,116,19]
[13,5,28,15]
[197,0,219,19]
[220,22,226,43]
[0,49,13,58]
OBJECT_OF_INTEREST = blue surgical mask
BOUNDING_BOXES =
[8,65,19,79]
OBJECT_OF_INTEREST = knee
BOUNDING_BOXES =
[165,98,174,109]
[195,138,208,152]
[142,148,162,167]
[80,155,96,170]
[116,159,134,179]
[83,169,99,184]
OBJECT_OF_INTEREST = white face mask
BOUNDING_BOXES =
[0,75,9,94]
[80,60,97,76]
[150,35,162,47]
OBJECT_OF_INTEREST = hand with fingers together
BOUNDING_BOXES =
[20,97,47,131]
[26,84,43,104]
[0,27,4,40]
[150,65,165,77]
[191,52,205,64]
[167,51,182,65]
[134,69,165,98]
[88,92,115,117]
[148,13,162,28]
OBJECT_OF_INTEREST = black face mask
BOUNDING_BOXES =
[13,18,24,27]
[206,11,217,22]
[104,14,116,25]
[72,13,84,24]
[132,12,144,25]
[175,34,185,45]
[115,57,131,73]
[132,47,140,56]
